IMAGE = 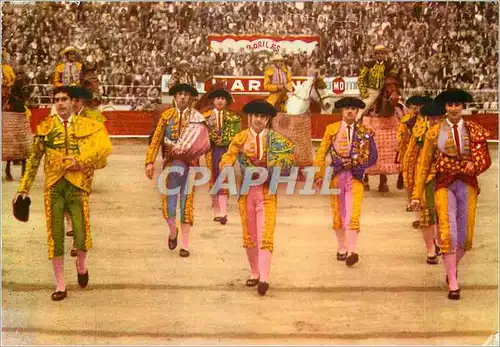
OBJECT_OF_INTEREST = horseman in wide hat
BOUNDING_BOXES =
[357,44,398,119]
[53,46,83,87]
[264,53,293,113]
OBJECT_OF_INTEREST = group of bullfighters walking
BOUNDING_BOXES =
[12,43,492,301]
[14,81,492,302]
[144,82,491,301]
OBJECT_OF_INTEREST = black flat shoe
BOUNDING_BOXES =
[77,271,89,288]
[336,252,347,261]
[168,228,179,250]
[412,220,420,229]
[179,248,190,257]
[219,216,228,225]
[246,278,259,287]
[213,217,221,222]
[51,290,67,301]
[346,253,359,267]
[66,230,74,237]
[448,289,460,300]
[76,259,89,288]
[426,255,439,265]
[257,281,269,296]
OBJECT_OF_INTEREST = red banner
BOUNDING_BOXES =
[208,34,320,55]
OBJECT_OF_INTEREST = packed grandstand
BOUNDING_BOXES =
[2,1,498,110]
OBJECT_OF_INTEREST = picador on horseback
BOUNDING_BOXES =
[358,44,404,192]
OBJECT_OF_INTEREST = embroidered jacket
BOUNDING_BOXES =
[219,128,295,195]
[357,59,397,97]
[402,115,438,189]
[412,120,491,201]
[146,107,205,166]
[53,61,83,87]
[314,121,378,181]
[18,114,112,194]
[203,108,241,147]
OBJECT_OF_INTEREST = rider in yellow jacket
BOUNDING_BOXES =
[264,54,292,113]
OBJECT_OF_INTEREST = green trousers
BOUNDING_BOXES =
[45,178,90,259]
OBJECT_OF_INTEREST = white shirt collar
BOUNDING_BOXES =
[75,106,85,116]
[176,107,190,118]
[342,120,355,128]
[249,128,267,138]
[446,118,463,129]
[58,114,73,125]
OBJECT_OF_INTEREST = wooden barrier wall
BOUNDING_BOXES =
[29,108,499,140]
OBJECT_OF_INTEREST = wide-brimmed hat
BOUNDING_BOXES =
[406,95,433,106]
[168,83,199,97]
[60,46,80,56]
[270,54,284,61]
[435,88,473,104]
[334,97,366,110]
[242,100,277,117]
[206,88,233,105]
[13,195,31,222]
[374,44,388,52]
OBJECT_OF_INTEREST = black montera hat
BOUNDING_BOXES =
[435,88,473,104]
[420,101,442,118]
[334,97,366,109]
[406,95,433,106]
[69,86,93,100]
[207,89,233,104]
[13,195,31,222]
[168,83,199,97]
[242,100,277,117]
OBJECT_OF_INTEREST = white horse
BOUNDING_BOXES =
[285,77,342,115]
[272,77,337,167]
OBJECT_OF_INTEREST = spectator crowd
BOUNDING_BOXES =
[2,1,498,109]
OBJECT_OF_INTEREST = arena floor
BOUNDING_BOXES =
[2,139,498,345]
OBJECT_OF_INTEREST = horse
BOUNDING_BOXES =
[360,76,405,192]
[271,76,329,171]
[2,74,32,181]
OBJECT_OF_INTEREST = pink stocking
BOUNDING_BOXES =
[346,229,359,254]
[456,248,465,265]
[422,226,436,256]
[212,195,220,218]
[245,247,259,279]
[335,229,346,253]
[52,257,65,292]
[258,249,272,282]
[76,250,87,274]
[166,217,177,238]
[180,223,190,250]
[218,195,228,217]
[443,253,459,290]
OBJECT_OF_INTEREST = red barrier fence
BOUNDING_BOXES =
[29,108,498,140]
